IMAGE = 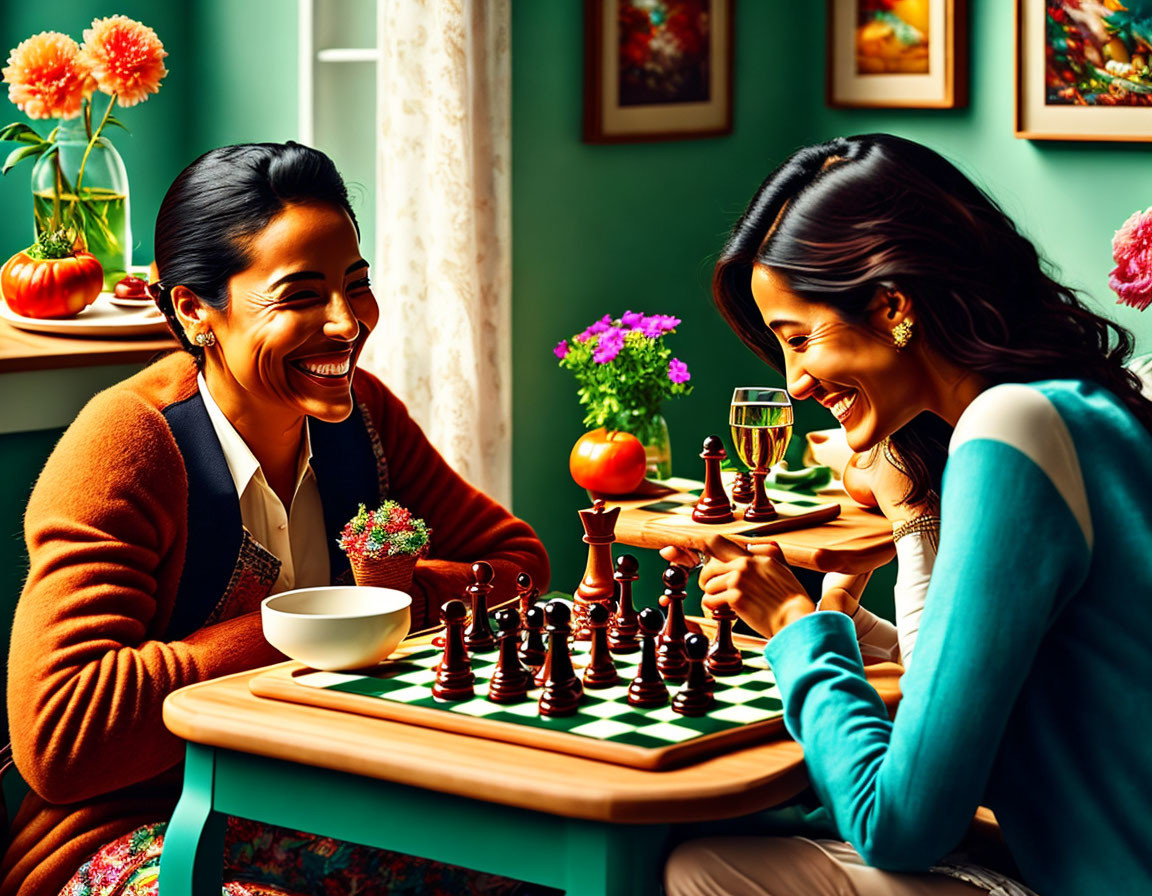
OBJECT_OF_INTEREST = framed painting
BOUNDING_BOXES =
[826,0,968,108]
[583,0,733,143]
[1016,0,1152,141]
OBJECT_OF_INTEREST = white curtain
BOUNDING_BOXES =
[363,0,512,503]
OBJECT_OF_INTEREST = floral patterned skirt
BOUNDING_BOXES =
[59,816,555,896]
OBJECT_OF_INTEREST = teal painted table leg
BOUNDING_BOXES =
[158,743,226,896]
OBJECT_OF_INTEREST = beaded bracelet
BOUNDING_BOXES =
[892,514,941,550]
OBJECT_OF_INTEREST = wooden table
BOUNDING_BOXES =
[160,660,902,896]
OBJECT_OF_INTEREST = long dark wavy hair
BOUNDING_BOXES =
[152,141,357,364]
[714,133,1152,505]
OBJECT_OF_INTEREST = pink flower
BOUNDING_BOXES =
[1110,207,1152,311]
[640,314,681,338]
[593,326,626,364]
[553,339,569,359]
[668,357,691,384]
[79,16,167,107]
[621,310,646,329]
[578,314,614,342]
[2,31,95,119]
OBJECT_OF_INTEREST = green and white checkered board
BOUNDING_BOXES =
[292,631,786,769]
[640,476,833,517]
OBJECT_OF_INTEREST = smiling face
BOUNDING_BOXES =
[751,265,926,452]
[198,201,379,433]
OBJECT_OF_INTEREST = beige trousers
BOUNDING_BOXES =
[664,837,989,896]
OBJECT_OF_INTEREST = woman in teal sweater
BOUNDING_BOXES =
[664,134,1152,895]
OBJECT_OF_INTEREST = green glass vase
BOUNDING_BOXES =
[31,122,131,289]
[638,413,672,480]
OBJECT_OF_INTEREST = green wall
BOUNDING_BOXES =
[511,0,1152,610]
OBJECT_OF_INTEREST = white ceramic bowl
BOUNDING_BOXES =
[261,586,412,671]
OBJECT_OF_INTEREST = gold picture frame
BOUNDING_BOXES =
[1016,0,1152,141]
[827,0,968,109]
[583,0,734,143]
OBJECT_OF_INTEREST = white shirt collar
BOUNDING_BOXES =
[197,372,314,501]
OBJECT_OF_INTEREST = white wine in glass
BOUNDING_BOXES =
[729,387,793,521]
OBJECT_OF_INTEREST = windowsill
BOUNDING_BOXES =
[0,316,176,374]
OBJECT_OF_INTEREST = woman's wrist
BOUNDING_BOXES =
[769,594,817,634]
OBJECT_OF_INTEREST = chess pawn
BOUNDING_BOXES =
[706,602,744,677]
[731,470,754,505]
[463,561,498,653]
[520,604,548,669]
[627,607,669,708]
[516,571,539,627]
[538,601,583,717]
[433,599,475,701]
[672,633,716,717]
[608,554,641,653]
[582,602,619,689]
[488,608,533,703]
[692,435,735,524]
[574,499,620,639]
[656,565,690,682]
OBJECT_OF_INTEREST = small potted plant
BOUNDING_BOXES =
[337,501,431,592]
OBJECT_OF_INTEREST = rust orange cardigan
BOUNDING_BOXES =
[0,352,549,896]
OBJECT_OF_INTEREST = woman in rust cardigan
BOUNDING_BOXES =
[1,142,549,896]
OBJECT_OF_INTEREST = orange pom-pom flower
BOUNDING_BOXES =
[79,15,167,107]
[2,31,95,120]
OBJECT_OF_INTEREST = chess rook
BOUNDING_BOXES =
[608,553,641,653]
[520,604,548,670]
[464,561,497,652]
[433,599,475,701]
[628,607,669,708]
[582,602,619,689]
[656,565,690,682]
[573,499,620,640]
[539,601,583,717]
[706,602,744,676]
[673,633,716,716]
[487,608,532,703]
[692,435,735,524]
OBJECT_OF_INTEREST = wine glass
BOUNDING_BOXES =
[729,387,793,522]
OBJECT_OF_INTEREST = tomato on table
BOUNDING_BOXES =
[569,428,647,495]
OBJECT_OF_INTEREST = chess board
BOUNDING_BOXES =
[250,612,785,770]
[605,475,841,553]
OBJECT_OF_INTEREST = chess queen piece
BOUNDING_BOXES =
[433,599,475,701]
[656,565,690,682]
[573,499,620,640]
[692,435,735,524]
[538,601,583,717]
[464,561,497,652]
[608,553,641,653]
[672,633,716,716]
[627,607,669,708]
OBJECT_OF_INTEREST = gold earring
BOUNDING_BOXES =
[193,330,216,348]
[892,320,913,350]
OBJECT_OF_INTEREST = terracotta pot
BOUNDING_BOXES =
[348,553,419,592]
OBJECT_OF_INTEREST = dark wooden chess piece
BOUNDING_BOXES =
[608,553,641,653]
[744,468,778,522]
[574,499,619,640]
[706,602,744,676]
[582,602,618,689]
[516,571,539,629]
[672,633,716,716]
[433,599,474,701]
[692,435,735,524]
[656,565,690,683]
[464,561,497,652]
[538,601,583,717]
[627,607,669,708]
[488,608,533,703]
[731,470,754,505]
[520,604,548,669]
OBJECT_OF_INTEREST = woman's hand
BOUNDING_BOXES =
[692,535,815,638]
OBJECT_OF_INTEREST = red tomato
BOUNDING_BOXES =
[1,248,104,319]
[114,275,149,299]
[569,428,647,495]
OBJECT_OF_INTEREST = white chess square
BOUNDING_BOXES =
[639,720,699,742]
[568,718,637,740]
[710,703,774,724]
[385,684,433,703]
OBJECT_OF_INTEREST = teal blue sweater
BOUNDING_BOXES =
[766,380,1152,895]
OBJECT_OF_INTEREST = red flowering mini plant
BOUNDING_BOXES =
[1110,206,1152,312]
[338,502,430,591]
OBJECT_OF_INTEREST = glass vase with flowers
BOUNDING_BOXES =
[1,16,167,289]
[555,311,693,479]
